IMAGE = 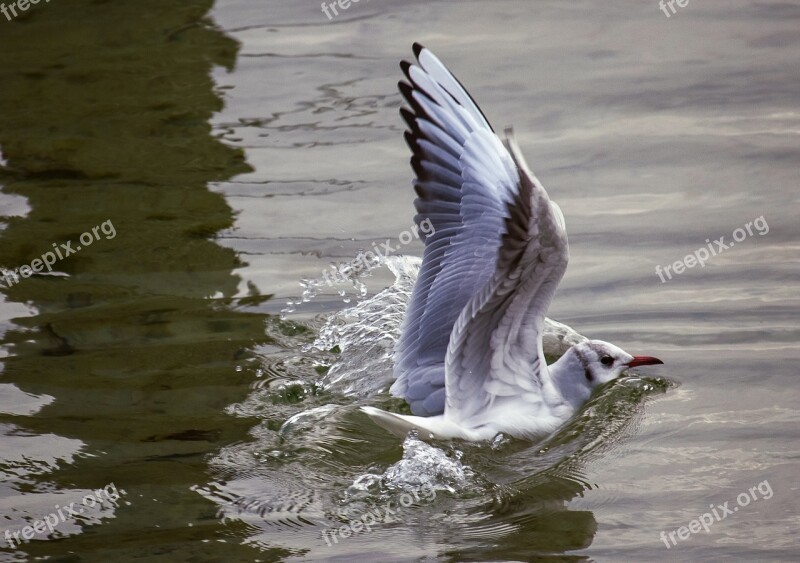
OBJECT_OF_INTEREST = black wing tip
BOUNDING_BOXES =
[410,156,426,179]
[398,80,414,102]
[399,107,417,130]
[403,130,417,151]
[399,60,413,79]
[412,42,425,59]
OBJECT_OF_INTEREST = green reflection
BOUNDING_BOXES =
[0,1,277,560]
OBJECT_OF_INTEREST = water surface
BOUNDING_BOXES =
[1,0,798,561]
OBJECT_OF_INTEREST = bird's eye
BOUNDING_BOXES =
[600,355,614,367]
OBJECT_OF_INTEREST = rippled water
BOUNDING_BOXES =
[1,0,798,561]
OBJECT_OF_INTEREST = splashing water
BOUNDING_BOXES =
[333,432,481,525]
[305,255,588,399]
[349,433,476,497]
[381,432,477,493]
[280,249,384,319]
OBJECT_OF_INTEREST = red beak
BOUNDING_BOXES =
[627,356,664,368]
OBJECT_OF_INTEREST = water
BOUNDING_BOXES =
[1,0,798,561]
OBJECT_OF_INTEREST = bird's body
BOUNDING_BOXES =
[361,44,662,441]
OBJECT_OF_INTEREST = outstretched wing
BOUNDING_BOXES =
[444,130,569,426]
[391,44,568,419]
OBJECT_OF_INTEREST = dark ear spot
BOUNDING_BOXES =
[584,367,594,382]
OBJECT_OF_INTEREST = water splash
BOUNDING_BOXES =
[303,256,419,398]
[335,432,480,523]
[305,255,587,399]
[381,432,477,493]
[280,250,386,319]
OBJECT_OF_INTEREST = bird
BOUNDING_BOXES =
[361,44,663,441]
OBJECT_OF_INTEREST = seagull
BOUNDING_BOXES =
[361,44,663,441]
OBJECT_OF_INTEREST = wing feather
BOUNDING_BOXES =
[391,44,513,415]
[444,130,569,425]
[391,44,568,421]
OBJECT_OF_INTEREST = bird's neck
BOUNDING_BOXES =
[548,348,593,411]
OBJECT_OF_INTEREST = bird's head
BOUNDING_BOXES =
[573,340,663,387]
[550,340,663,408]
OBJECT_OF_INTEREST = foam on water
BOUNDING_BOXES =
[348,432,477,498]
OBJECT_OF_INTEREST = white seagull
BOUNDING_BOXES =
[361,44,663,441]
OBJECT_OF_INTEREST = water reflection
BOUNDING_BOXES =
[0,1,275,559]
